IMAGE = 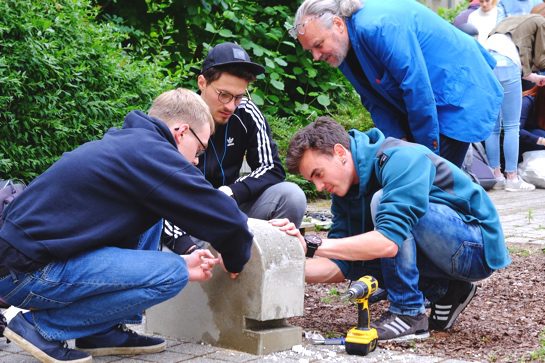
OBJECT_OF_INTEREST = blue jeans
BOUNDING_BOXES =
[0,220,187,341]
[335,191,493,316]
[485,53,522,173]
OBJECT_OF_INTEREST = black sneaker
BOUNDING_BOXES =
[4,312,91,362]
[372,311,429,342]
[429,280,477,331]
[75,324,166,356]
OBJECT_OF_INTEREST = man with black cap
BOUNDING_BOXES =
[163,42,307,254]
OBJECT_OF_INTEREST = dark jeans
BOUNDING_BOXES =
[440,134,470,168]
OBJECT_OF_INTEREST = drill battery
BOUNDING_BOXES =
[345,327,378,355]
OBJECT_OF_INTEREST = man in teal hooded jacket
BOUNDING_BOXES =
[291,0,503,167]
[273,117,510,342]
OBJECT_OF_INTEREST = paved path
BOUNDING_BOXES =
[487,189,545,245]
[1,189,544,362]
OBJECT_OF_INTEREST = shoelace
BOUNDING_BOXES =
[117,324,138,336]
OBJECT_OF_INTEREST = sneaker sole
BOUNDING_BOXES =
[379,331,430,343]
[76,341,166,356]
[505,187,535,192]
[4,327,92,363]
[435,283,477,331]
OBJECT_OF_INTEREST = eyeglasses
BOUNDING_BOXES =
[188,127,207,157]
[210,85,249,106]
[288,12,330,39]
[175,126,207,158]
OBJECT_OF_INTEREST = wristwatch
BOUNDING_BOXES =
[304,234,322,258]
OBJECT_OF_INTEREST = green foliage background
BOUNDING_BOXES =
[0,0,373,192]
[0,0,170,180]
[95,0,351,116]
[93,0,375,197]
[436,0,469,22]
[1,0,456,197]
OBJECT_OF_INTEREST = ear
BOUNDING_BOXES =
[333,143,347,158]
[332,16,345,33]
[197,75,207,92]
[172,123,190,143]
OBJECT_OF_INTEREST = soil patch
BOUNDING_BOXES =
[288,244,545,362]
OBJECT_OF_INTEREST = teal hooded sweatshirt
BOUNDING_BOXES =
[329,128,510,270]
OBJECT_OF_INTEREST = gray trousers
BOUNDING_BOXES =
[239,181,307,227]
[163,181,307,253]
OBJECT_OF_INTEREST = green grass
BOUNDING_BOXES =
[528,329,545,361]
[320,287,341,304]
[508,246,531,257]
[324,331,344,338]
[528,209,534,224]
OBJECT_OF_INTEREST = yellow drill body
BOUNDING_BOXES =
[344,275,379,356]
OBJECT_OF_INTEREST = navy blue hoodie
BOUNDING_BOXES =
[0,111,253,273]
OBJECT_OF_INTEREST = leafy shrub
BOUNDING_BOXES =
[94,0,350,118]
[0,0,170,181]
[436,0,469,22]
[269,90,374,199]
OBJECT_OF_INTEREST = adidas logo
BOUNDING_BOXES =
[431,304,452,321]
[227,137,235,147]
[383,316,412,336]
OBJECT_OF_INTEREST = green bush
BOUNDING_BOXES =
[0,0,170,181]
[269,90,374,199]
[94,0,350,118]
[437,0,469,22]
[93,0,374,200]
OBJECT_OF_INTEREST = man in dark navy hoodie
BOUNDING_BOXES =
[0,88,254,362]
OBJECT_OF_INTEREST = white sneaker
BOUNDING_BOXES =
[505,176,535,192]
[492,175,506,190]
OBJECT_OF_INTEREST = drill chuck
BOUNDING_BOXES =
[343,282,370,300]
[342,276,378,301]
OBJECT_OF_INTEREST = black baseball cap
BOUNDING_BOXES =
[201,42,265,76]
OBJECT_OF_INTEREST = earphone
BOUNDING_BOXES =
[204,121,230,185]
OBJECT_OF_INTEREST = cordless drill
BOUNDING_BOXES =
[343,275,379,356]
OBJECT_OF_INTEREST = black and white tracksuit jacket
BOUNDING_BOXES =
[163,98,286,248]
[199,98,286,204]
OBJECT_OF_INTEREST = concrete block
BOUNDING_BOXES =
[146,218,305,355]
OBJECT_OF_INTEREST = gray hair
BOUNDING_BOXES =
[148,88,214,133]
[292,0,362,36]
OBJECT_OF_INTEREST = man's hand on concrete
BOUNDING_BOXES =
[216,253,240,280]
[182,249,220,282]
[269,218,306,252]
